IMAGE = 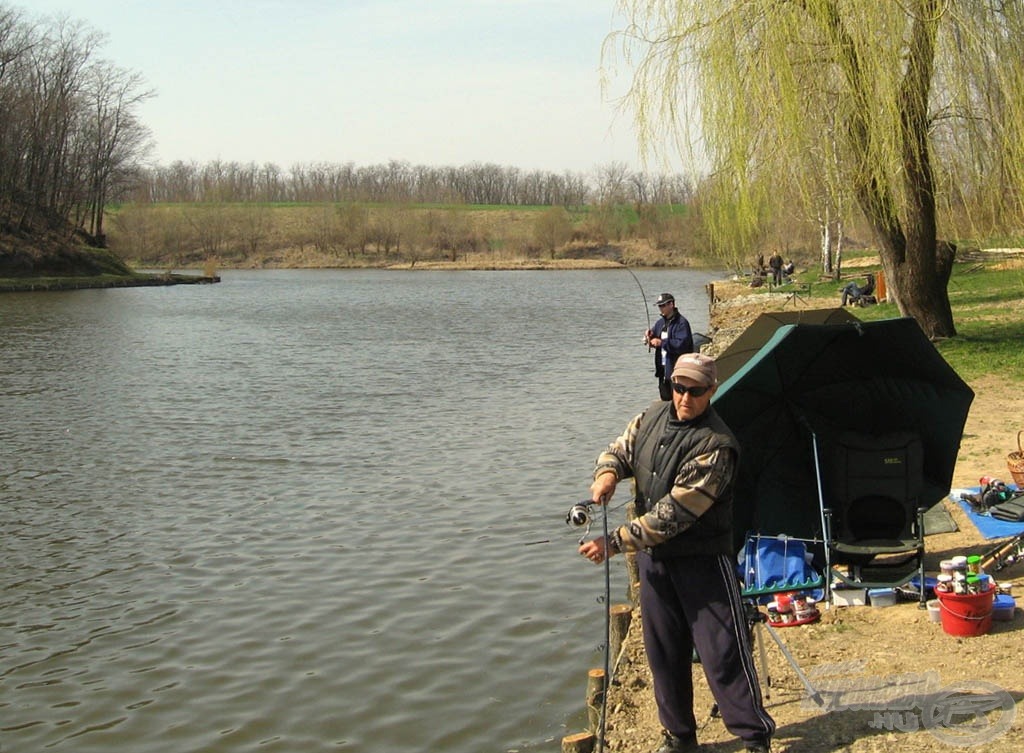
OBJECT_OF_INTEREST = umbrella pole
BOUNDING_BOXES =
[809,429,832,609]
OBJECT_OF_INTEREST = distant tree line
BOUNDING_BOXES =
[0,5,152,244]
[1,4,706,273]
[136,158,695,208]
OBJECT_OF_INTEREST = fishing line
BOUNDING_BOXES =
[624,266,653,342]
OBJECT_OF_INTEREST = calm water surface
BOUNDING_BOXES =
[0,269,719,753]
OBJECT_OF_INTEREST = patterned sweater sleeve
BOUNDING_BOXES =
[610,444,736,554]
[592,412,643,483]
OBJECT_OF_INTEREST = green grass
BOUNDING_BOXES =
[762,260,1024,384]
[936,266,1024,381]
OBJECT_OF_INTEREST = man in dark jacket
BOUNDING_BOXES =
[768,252,784,285]
[645,293,695,400]
[579,353,774,753]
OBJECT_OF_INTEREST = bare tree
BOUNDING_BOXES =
[81,62,152,242]
[0,7,151,242]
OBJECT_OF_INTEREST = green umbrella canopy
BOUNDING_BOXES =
[712,318,974,554]
[714,308,859,386]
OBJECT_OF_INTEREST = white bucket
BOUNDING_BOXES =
[926,599,942,623]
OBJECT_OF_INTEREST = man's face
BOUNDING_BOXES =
[658,301,675,318]
[671,377,716,421]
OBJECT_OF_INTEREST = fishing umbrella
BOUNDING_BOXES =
[711,317,974,555]
[715,308,859,386]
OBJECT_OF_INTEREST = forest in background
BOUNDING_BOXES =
[4,3,1020,283]
[105,200,721,270]
[0,3,835,277]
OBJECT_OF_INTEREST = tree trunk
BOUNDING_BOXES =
[847,0,956,340]
[883,239,956,339]
[890,0,956,340]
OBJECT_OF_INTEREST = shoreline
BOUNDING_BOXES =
[0,272,221,293]
[1,258,725,292]
[575,280,1024,753]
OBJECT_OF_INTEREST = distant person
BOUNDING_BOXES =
[578,353,775,753]
[782,260,795,277]
[840,273,876,306]
[645,293,694,400]
[768,251,783,286]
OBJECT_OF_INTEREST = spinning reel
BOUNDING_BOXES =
[566,500,595,543]
[565,500,594,528]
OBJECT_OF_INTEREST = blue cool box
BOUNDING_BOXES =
[993,594,1016,621]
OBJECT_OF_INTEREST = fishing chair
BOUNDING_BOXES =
[818,430,927,606]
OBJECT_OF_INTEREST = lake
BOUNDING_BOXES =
[0,268,721,753]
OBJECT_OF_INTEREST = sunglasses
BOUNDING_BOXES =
[671,383,711,398]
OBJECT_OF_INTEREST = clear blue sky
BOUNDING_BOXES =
[17,0,662,175]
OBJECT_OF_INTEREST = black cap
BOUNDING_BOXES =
[654,293,675,307]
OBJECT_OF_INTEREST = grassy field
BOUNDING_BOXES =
[101,201,704,269]
[763,250,1024,383]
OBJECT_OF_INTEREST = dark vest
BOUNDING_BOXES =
[632,400,739,559]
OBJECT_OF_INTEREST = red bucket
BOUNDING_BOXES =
[936,588,994,637]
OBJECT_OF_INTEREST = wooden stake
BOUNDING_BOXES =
[624,551,641,605]
[585,668,606,734]
[561,731,595,753]
[609,603,633,667]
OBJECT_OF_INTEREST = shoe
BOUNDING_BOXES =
[654,731,700,753]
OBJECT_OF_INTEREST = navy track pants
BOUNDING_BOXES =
[637,551,776,745]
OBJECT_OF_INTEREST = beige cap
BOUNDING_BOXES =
[671,352,717,386]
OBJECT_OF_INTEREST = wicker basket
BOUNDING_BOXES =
[1008,430,1024,487]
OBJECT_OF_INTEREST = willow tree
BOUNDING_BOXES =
[607,1,1024,338]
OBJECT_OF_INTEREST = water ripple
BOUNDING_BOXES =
[0,269,718,753]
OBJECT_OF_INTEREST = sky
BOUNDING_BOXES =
[15,0,668,176]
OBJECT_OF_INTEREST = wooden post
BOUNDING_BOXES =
[585,668,606,734]
[561,731,595,753]
[624,552,640,606]
[624,498,641,606]
[608,603,633,668]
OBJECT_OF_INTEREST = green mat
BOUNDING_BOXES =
[923,501,958,535]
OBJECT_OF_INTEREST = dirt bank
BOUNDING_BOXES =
[592,282,1024,753]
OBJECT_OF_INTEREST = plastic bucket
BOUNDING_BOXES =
[937,589,994,637]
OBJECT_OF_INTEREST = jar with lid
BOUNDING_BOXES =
[966,555,983,575]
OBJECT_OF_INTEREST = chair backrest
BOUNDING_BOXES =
[826,430,923,542]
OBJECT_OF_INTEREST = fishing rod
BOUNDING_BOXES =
[624,265,652,336]
[565,499,612,753]
[624,265,711,351]
[521,500,630,547]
